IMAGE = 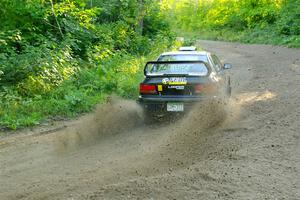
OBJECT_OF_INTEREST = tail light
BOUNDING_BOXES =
[194,84,203,94]
[140,84,157,94]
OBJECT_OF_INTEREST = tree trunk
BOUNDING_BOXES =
[136,0,145,35]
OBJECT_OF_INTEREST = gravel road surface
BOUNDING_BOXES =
[0,40,299,200]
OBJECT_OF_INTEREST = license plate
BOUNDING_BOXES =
[167,103,184,112]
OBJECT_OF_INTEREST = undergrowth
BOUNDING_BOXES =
[0,0,177,130]
[163,0,300,48]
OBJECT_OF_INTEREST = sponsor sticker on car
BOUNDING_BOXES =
[167,85,185,90]
[162,77,187,85]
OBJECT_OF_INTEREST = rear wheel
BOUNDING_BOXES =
[143,109,155,124]
[226,78,232,97]
[143,106,172,125]
[226,85,232,97]
[143,107,165,125]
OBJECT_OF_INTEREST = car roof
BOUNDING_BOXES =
[159,51,210,56]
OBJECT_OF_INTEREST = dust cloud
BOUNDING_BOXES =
[54,97,144,152]
[54,95,231,155]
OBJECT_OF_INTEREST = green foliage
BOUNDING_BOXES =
[0,0,175,129]
[276,0,300,36]
[0,36,175,129]
[163,0,300,47]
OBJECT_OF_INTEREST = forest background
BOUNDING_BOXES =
[0,0,299,129]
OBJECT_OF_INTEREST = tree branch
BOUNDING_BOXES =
[49,0,64,38]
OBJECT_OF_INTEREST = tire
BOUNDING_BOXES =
[143,108,156,125]
[227,85,232,97]
[226,78,232,97]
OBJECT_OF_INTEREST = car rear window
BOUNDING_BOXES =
[158,55,208,62]
[146,62,209,76]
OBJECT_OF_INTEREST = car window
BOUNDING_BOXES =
[211,55,222,72]
[158,55,208,62]
[146,63,209,76]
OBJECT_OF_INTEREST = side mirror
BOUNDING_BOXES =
[223,63,232,70]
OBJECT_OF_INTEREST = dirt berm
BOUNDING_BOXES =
[0,40,299,200]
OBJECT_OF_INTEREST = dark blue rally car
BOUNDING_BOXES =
[138,47,232,120]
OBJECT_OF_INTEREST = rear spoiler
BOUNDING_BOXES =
[144,60,210,77]
[179,46,197,51]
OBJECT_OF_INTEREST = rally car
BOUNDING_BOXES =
[138,46,232,120]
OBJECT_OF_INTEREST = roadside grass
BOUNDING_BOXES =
[176,28,300,48]
[0,38,180,130]
[0,84,107,130]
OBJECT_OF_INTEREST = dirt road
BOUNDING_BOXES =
[0,41,299,200]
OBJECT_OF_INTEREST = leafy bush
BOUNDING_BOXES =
[0,0,175,129]
[163,0,300,47]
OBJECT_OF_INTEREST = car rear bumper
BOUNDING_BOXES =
[138,95,219,113]
[138,95,217,103]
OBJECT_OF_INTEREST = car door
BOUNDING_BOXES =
[209,54,228,93]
